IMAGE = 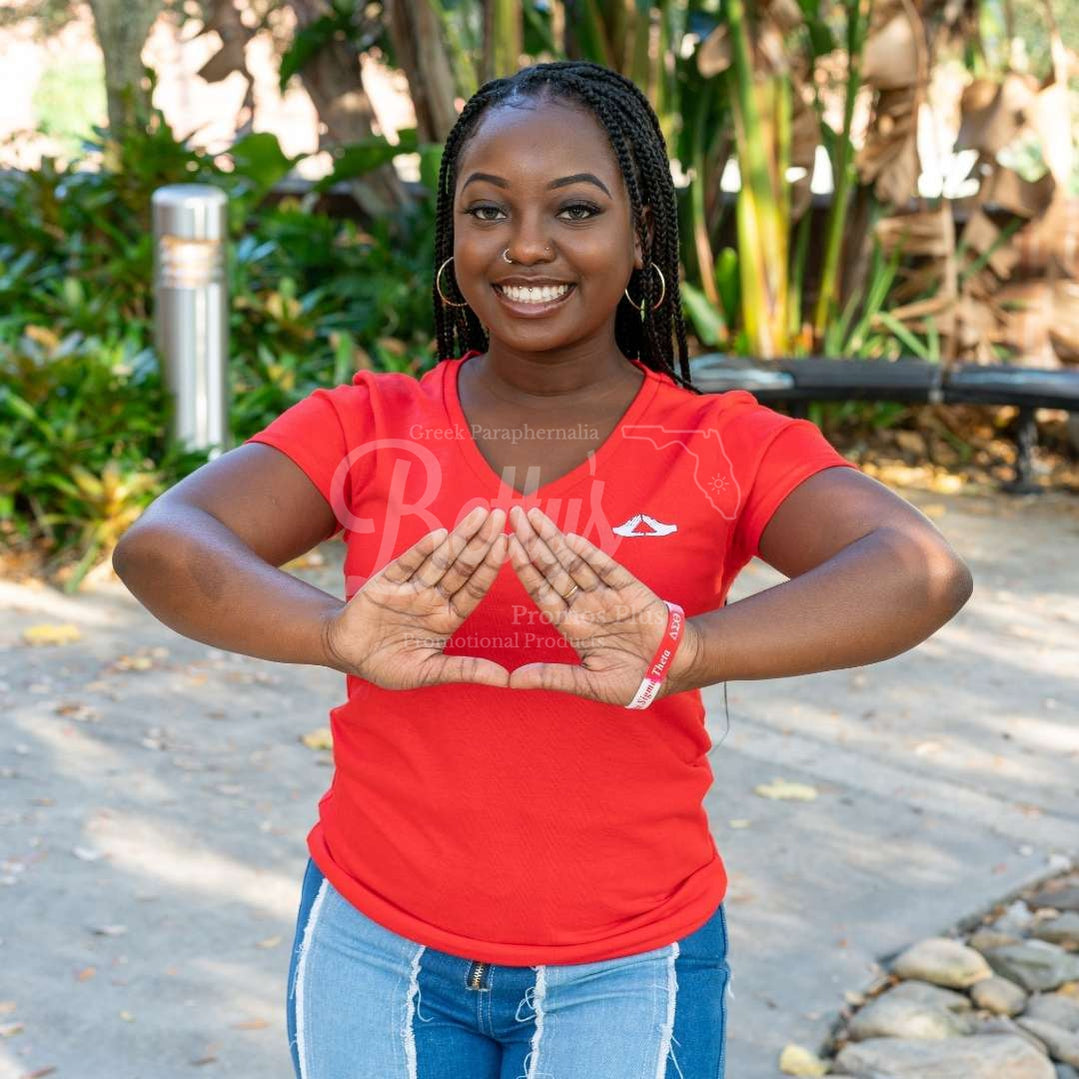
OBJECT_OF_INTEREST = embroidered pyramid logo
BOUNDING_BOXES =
[612,513,678,537]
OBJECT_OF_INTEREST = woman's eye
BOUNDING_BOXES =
[464,203,601,222]
[560,203,600,221]
[467,206,503,222]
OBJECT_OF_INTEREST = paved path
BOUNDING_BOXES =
[1,484,1076,1078]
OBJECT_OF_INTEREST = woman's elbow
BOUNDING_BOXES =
[926,547,974,618]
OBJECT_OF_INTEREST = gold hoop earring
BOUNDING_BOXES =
[623,262,666,315]
[436,256,469,308]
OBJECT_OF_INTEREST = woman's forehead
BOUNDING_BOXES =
[456,101,621,186]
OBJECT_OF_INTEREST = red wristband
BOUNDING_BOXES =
[626,601,685,710]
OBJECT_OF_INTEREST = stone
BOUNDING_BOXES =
[777,1043,828,1075]
[1017,1019,1079,1067]
[985,941,1079,993]
[847,993,974,1041]
[1030,883,1079,913]
[1026,993,1079,1033]
[976,1014,1051,1054]
[970,974,1029,1015]
[996,899,1038,934]
[1034,913,1079,950]
[883,979,973,1012]
[832,1034,1054,1077]
[891,937,994,989]
[969,927,1022,953]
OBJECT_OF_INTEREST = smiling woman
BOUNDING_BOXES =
[432,63,677,385]
[112,58,973,1079]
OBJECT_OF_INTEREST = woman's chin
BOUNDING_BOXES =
[484,324,579,351]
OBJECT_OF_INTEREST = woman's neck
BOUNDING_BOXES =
[466,344,640,409]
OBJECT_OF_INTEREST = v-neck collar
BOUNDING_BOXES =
[442,349,662,499]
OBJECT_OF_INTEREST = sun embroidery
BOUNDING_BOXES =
[709,473,731,495]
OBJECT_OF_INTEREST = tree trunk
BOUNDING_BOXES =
[382,0,460,143]
[195,0,258,137]
[87,0,162,134]
[482,0,522,83]
[283,0,412,219]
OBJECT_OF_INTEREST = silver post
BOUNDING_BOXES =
[151,184,230,458]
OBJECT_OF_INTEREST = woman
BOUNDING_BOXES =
[113,60,973,1079]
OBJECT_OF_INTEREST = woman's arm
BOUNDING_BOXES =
[680,468,973,686]
[111,444,347,671]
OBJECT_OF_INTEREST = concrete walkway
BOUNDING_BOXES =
[1,483,1076,1078]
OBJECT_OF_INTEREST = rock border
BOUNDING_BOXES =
[779,861,1079,1077]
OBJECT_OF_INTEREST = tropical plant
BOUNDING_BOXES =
[0,105,439,587]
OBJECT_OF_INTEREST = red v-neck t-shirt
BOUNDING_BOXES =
[244,349,859,964]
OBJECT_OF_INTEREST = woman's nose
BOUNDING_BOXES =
[504,222,553,263]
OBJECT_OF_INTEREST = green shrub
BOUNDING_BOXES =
[1,110,439,589]
[0,328,205,587]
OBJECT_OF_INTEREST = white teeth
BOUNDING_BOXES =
[500,283,571,303]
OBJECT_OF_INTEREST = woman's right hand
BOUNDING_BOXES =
[319,506,510,690]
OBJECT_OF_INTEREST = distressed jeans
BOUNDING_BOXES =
[286,857,732,1078]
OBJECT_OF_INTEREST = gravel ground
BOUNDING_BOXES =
[0,481,1076,1079]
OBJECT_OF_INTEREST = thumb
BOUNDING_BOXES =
[426,654,510,689]
[508,662,592,697]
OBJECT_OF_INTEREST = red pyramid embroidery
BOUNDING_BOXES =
[612,513,678,537]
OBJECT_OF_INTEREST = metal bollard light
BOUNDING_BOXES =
[152,184,231,458]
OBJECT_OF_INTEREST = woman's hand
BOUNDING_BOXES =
[504,505,702,704]
[320,506,510,690]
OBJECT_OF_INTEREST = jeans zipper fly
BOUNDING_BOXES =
[466,960,490,991]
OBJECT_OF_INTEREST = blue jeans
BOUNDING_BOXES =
[286,857,732,1078]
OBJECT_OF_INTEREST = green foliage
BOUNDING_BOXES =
[227,131,307,207]
[0,116,214,343]
[277,0,384,89]
[0,329,199,589]
[681,282,726,347]
[1,108,439,587]
[313,129,420,193]
[31,59,107,160]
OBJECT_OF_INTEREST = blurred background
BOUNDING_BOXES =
[0,0,1077,589]
[2,6,1078,1078]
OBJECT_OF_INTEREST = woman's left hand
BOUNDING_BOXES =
[504,505,703,704]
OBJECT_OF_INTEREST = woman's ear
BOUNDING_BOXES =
[633,205,655,270]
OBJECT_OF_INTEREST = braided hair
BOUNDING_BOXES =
[432,60,698,393]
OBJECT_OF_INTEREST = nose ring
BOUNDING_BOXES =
[502,247,551,264]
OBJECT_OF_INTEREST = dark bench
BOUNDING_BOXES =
[687,354,1079,494]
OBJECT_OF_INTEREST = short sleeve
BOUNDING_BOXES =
[242,382,372,540]
[724,395,859,564]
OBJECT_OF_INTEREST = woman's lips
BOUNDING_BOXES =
[491,283,576,318]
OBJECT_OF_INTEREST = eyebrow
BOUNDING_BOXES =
[461,171,612,198]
